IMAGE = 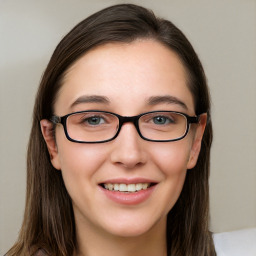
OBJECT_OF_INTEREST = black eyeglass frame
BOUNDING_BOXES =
[50,110,200,143]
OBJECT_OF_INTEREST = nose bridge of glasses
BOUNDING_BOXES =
[118,115,140,133]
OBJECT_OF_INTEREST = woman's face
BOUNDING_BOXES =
[41,40,206,238]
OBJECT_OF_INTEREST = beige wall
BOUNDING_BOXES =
[1,0,255,254]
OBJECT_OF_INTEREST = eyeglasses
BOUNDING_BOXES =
[50,110,200,143]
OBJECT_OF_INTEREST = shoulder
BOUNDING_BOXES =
[213,228,256,256]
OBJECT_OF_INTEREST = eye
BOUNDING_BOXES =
[85,116,105,125]
[152,116,174,125]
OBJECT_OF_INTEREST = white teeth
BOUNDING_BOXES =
[103,183,150,192]
[119,184,127,192]
[136,183,142,191]
[108,183,114,191]
[127,184,136,192]
[104,183,114,190]
[142,183,148,189]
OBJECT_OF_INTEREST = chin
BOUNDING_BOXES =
[107,225,153,238]
[100,213,166,238]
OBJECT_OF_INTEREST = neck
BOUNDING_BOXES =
[74,216,167,256]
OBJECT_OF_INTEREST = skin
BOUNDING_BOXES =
[41,39,207,256]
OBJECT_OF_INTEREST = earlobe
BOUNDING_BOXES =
[187,113,207,169]
[40,119,61,170]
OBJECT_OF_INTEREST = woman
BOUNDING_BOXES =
[6,4,215,256]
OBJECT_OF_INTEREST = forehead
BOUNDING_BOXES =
[55,39,195,115]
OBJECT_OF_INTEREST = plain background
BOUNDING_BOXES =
[1,0,255,254]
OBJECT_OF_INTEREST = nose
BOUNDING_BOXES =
[110,123,148,169]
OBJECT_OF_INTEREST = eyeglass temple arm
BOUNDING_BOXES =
[188,115,200,124]
[50,115,61,124]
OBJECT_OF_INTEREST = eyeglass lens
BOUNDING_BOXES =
[65,111,188,142]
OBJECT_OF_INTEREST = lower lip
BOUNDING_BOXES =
[99,185,156,205]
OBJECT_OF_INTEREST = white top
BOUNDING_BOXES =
[213,228,256,256]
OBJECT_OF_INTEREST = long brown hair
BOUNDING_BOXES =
[6,4,215,256]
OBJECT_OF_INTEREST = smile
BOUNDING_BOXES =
[99,181,157,205]
[103,183,151,192]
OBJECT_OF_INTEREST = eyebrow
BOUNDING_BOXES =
[70,95,110,108]
[147,95,188,110]
[70,94,188,110]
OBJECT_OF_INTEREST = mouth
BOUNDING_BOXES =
[100,183,156,193]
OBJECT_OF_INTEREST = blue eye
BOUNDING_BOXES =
[153,116,173,125]
[86,116,105,125]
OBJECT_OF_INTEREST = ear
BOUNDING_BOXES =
[40,119,61,170]
[187,113,207,169]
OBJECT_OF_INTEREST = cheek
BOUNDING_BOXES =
[57,135,105,170]
[56,141,110,216]
[56,135,107,190]
[149,140,192,175]
[148,140,193,213]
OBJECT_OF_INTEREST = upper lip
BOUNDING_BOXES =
[99,178,158,184]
